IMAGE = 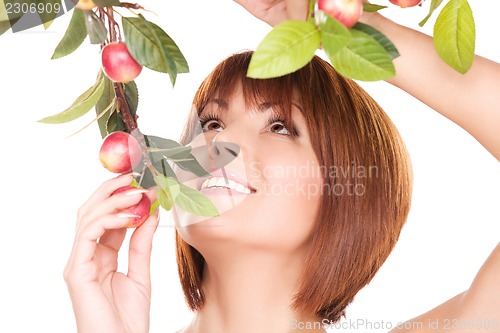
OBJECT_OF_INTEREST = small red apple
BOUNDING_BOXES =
[318,0,363,28]
[389,0,421,7]
[101,42,143,83]
[113,186,151,228]
[99,131,142,174]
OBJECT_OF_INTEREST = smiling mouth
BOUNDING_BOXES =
[200,177,255,194]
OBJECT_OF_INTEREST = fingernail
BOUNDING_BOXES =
[124,188,149,196]
[117,212,141,218]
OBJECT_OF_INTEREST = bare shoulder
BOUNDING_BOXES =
[389,243,500,333]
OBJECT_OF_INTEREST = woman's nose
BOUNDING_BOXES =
[209,128,242,169]
[189,136,241,173]
[207,141,240,170]
[189,117,255,174]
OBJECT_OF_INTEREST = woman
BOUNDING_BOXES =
[64,2,500,332]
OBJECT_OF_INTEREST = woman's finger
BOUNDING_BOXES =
[98,228,127,253]
[71,213,138,269]
[127,209,160,287]
[77,173,137,221]
[77,188,149,233]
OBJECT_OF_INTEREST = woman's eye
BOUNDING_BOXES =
[202,119,223,132]
[269,121,291,135]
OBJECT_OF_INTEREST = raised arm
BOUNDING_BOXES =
[361,11,500,161]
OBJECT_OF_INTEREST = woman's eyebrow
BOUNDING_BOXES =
[199,98,228,116]
[256,102,272,112]
[256,101,304,113]
[212,98,229,109]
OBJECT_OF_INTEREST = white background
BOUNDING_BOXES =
[0,1,499,332]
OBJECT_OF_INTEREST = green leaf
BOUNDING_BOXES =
[329,29,395,81]
[166,177,181,200]
[352,22,399,59]
[130,178,139,187]
[159,159,177,178]
[174,181,219,217]
[134,156,169,189]
[144,135,211,178]
[149,146,192,159]
[175,157,211,177]
[362,2,388,12]
[145,135,183,149]
[102,81,138,136]
[38,71,105,123]
[419,0,445,26]
[84,10,107,44]
[65,94,116,138]
[106,108,125,133]
[93,0,121,7]
[96,77,116,137]
[247,20,321,79]
[51,8,86,59]
[150,199,160,215]
[433,0,475,74]
[154,174,175,211]
[145,134,184,172]
[316,10,351,56]
[123,80,139,115]
[162,34,189,74]
[123,15,187,85]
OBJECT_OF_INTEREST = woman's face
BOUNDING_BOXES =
[172,84,324,253]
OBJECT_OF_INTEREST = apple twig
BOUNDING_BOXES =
[113,82,159,179]
[114,82,137,131]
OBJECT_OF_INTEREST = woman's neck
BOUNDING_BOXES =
[182,246,327,333]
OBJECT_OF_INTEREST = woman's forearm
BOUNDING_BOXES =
[362,12,500,160]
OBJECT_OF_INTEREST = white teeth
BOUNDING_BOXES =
[235,183,250,194]
[200,177,252,194]
[216,178,227,187]
[208,178,218,188]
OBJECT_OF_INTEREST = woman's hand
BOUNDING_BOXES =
[64,173,159,333]
[233,0,309,26]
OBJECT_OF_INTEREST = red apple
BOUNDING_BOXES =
[101,42,143,83]
[389,0,421,7]
[99,131,142,174]
[113,186,151,228]
[318,0,363,28]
